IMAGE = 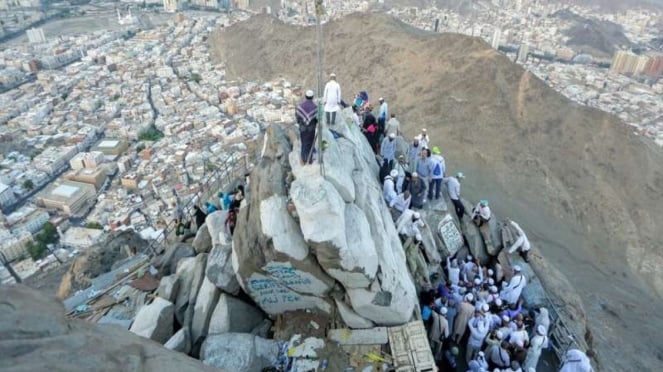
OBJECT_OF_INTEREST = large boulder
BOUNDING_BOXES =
[160,244,196,276]
[205,239,240,295]
[201,333,279,372]
[0,285,221,372]
[157,274,180,303]
[129,297,174,344]
[182,254,208,329]
[208,293,266,334]
[206,210,229,247]
[232,119,417,325]
[191,277,221,346]
[164,326,191,354]
[193,223,213,254]
[174,257,197,325]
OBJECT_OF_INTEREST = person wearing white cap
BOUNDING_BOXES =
[446,255,461,286]
[453,292,476,343]
[560,349,595,372]
[380,132,397,166]
[467,308,490,363]
[500,265,527,305]
[323,72,341,126]
[419,128,430,149]
[396,209,425,238]
[385,113,400,136]
[427,306,450,358]
[388,189,411,219]
[475,350,489,371]
[444,172,466,219]
[408,171,427,209]
[506,220,531,262]
[535,307,550,343]
[295,89,318,164]
[377,97,388,132]
[407,137,422,171]
[507,320,529,348]
[524,324,548,371]
[383,170,398,205]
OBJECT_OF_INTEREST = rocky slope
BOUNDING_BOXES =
[210,13,663,371]
[0,285,222,372]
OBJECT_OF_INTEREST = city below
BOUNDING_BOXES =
[0,0,661,284]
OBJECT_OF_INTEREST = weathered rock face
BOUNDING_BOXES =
[0,285,221,372]
[201,333,279,372]
[208,293,266,334]
[193,224,213,254]
[165,327,192,354]
[232,111,417,326]
[129,297,175,344]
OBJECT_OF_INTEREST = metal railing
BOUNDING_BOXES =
[143,152,254,256]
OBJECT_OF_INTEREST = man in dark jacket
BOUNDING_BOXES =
[362,105,379,154]
[296,90,318,164]
[408,172,427,209]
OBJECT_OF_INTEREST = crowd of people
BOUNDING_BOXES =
[174,185,245,240]
[295,76,594,372]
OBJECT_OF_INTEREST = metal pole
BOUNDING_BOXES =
[0,251,22,283]
[315,0,325,176]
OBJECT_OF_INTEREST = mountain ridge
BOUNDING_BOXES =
[209,12,663,371]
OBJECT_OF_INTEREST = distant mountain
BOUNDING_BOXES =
[553,9,632,57]
[210,13,663,372]
[551,0,663,11]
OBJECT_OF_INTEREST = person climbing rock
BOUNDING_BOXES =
[445,172,465,219]
[295,89,318,164]
[362,105,380,153]
[506,220,531,262]
[323,73,341,126]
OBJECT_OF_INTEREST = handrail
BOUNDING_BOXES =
[143,152,254,257]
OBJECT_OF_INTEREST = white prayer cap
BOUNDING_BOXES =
[413,212,421,219]
[496,330,504,340]
[502,315,510,322]
[513,265,522,272]
[422,128,427,132]
[459,287,467,295]
[488,269,494,276]
[305,90,314,98]
[474,278,481,286]
[481,303,490,312]
[467,255,473,261]
[415,233,422,241]
[440,307,448,315]
[488,278,495,285]
[329,72,336,78]
[389,169,398,178]
[489,286,498,293]
[412,172,419,178]
[389,132,396,138]
[537,325,546,335]
[465,293,474,302]
[495,298,503,307]
[379,97,384,101]
[478,351,485,357]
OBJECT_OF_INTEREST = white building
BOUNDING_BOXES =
[163,0,179,12]
[60,227,104,250]
[26,27,46,44]
[0,182,17,207]
[491,28,501,49]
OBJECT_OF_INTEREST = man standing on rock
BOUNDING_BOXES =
[500,265,527,305]
[428,147,446,200]
[506,220,531,262]
[445,172,465,219]
[407,137,422,172]
[378,97,388,134]
[296,90,318,164]
[385,113,400,137]
[323,73,341,126]
[380,132,397,168]
[408,172,427,209]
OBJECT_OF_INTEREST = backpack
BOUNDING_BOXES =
[433,162,442,177]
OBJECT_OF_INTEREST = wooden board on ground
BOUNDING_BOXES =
[387,321,436,372]
[437,213,464,256]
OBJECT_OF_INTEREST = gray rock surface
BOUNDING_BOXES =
[0,285,221,372]
[174,257,197,325]
[161,244,196,275]
[201,333,279,372]
[193,223,213,254]
[232,118,417,325]
[183,254,208,330]
[208,293,265,334]
[205,240,240,295]
[129,297,175,344]
[164,327,191,354]
[157,274,180,303]
[191,277,221,345]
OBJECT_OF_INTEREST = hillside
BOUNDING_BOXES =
[553,9,632,57]
[209,13,663,371]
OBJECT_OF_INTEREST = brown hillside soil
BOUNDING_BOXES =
[210,13,663,371]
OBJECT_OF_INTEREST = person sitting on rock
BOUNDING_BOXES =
[408,172,427,209]
[295,89,319,165]
[389,190,411,220]
[471,200,491,227]
[383,170,398,205]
